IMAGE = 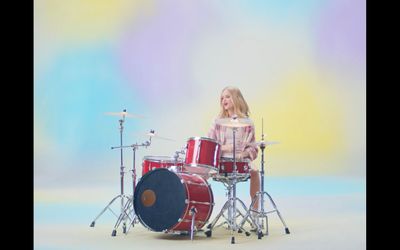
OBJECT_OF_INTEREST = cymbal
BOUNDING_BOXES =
[145,131,175,142]
[104,111,144,119]
[215,117,253,128]
[250,140,280,147]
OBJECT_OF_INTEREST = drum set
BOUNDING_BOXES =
[90,110,290,244]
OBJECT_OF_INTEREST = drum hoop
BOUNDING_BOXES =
[184,163,218,171]
[187,136,219,144]
[213,174,250,181]
[220,157,251,163]
[143,156,182,164]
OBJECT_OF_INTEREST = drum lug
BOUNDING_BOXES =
[181,179,185,184]
[185,199,189,204]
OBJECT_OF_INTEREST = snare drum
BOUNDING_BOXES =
[219,157,251,175]
[142,156,183,176]
[213,157,251,182]
[183,137,221,176]
[134,168,214,233]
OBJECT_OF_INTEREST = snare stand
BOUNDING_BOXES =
[238,120,290,239]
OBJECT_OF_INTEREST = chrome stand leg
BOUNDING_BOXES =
[190,207,198,241]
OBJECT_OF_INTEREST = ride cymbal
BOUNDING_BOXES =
[215,117,253,128]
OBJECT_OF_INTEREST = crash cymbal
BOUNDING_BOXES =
[136,130,176,141]
[104,110,144,119]
[215,117,253,128]
[146,132,175,142]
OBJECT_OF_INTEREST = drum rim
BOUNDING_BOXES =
[183,163,218,173]
[170,173,214,232]
[143,155,183,163]
[220,157,251,163]
[187,136,219,143]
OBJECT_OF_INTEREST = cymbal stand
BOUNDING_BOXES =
[238,119,290,239]
[205,125,254,244]
[111,133,153,235]
[90,109,130,236]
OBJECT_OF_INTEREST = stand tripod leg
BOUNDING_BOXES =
[190,207,197,241]
[111,211,127,236]
[228,197,251,243]
[233,198,252,236]
[126,211,138,233]
[236,198,254,228]
[111,195,134,236]
[205,199,230,237]
[238,193,261,231]
[229,197,235,244]
[90,195,123,227]
[263,191,290,234]
[244,191,290,237]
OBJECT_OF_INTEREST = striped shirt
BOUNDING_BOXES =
[207,118,258,162]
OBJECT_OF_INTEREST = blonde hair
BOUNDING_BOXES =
[218,86,250,118]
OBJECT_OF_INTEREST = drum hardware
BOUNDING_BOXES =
[173,147,186,164]
[238,118,290,239]
[204,179,253,239]
[90,109,130,234]
[205,116,254,244]
[110,133,154,235]
[190,207,198,241]
[89,108,152,236]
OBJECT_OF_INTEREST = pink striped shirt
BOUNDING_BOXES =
[207,118,258,161]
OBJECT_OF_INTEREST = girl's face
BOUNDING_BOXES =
[221,89,234,112]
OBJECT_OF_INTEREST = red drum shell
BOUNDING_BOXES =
[183,137,221,175]
[219,157,250,174]
[142,156,183,176]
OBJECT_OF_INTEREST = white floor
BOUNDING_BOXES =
[34,186,366,250]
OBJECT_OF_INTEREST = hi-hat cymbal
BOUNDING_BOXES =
[104,111,144,119]
[250,140,280,147]
[215,117,253,128]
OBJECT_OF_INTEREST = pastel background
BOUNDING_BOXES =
[34,0,366,249]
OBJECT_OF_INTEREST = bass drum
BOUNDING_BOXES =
[134,168,214,233]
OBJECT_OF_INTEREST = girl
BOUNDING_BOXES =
[208,86,260,212]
